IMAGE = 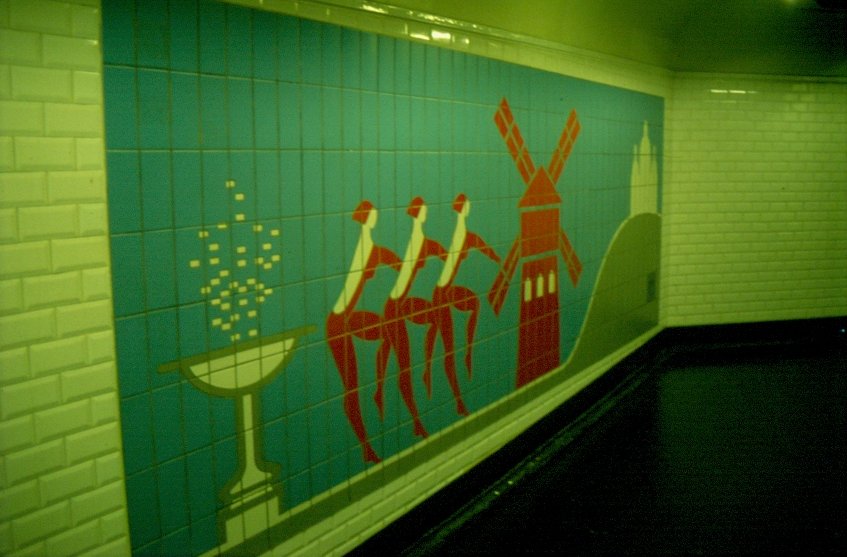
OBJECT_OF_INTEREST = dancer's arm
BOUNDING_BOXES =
[375,245,403,271]
[425,238,448,261]
[468,232,501,264]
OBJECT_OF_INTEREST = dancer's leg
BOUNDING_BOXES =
[374,301,399,419]
[440,323,468,416]
[327,320,380,463]
[394,303,428,437]
[424,288,451,398]
[343,388,380,463]
[452,286,479,378]
[374,337,390,420]
[423,322,437,398]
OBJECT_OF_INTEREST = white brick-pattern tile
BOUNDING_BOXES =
[44,518,103,556]
[0,240,51,275]
[0,172,48,206]
[51,236,109,271]
[0,1,130,555]
[0,308,56,348]
[0,278,22,312]
[42,36,101,71]
[0,29,43,66]
[38,461,96,505]
[72,70,102,104]
[18,205,79,240]
[28,335,88,375]
[663,75,847,326]
[0,415,34,454]
[0,138,13,171]
[10,66,74,102]
[22,272,84,310]
[45,103,102,137]
[48,170,105,203]
[0,100,44,135]
[14,136,76,169]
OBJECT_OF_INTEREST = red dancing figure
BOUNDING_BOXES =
[375,197,447,438]
[327,201,401,464]
[422,194,500,416]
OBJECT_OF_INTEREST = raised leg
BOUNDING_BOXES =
[423,322,437,398]
[327,318,381,464]
[374,338,390,420]
[453,288,479,378]
[344,390,381,463]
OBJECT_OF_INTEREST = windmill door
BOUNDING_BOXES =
[517,255,560,387]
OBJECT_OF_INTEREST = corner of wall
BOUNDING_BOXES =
[0,1,131,555]
[662,73,847,327]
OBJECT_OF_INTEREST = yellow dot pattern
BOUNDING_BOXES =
[189,179,283,343]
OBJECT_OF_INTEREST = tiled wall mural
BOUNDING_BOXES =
[102,0,663,554]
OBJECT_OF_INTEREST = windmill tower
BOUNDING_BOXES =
[488,98,583,387]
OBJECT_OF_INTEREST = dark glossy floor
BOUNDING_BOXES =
[352,321,847,556]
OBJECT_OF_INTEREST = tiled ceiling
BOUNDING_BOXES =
[388,0,847,76]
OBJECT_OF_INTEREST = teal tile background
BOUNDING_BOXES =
[199,76,226,148]
[101,0,136,66]
[120,393,154,474]
[199,1,226,75]
[142,232,176,309]
[103,68,138,150]
[137,70,170,149]
[152,384,184,461]
[140,153,172,230]
[169,1,199,72]
[110,235,144,316]
[125,468,159,546]
[136,0,169,68]
[147,310,179,383]
[170,74,201,148]
[103,1,664,554]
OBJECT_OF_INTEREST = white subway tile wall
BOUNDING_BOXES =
[663,75,847,325]
[0,1,131,556]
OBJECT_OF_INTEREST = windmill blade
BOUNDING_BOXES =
[494,98,536,186]
[548,109,580,185]
[559,229,582,286]
[488,238,520,315]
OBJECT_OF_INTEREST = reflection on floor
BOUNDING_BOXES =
[350,319,847,556]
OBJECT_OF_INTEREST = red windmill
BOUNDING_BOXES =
[488,98,583,387]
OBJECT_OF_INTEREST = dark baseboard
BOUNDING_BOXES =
[346,316,847,556]
[660,316,847,367]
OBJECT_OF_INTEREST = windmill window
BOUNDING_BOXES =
[548,271,556,293]
[536,274,544,298]
[523,278,532,302]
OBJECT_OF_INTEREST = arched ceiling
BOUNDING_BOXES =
[384,0,847,77]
